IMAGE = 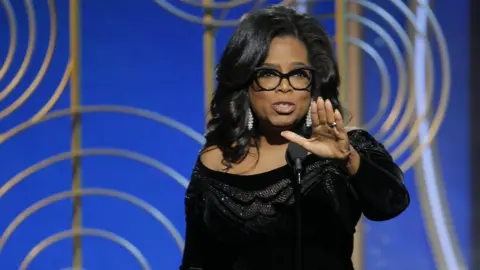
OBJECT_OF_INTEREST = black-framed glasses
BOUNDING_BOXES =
[252,67,315,91]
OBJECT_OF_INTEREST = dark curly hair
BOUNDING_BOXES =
[204,5,342,166]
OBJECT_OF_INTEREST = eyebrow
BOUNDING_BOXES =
[291,62,309,67]
[261,63,280,68]
[261,62,309,68]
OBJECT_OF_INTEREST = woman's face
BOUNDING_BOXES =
[249,36,312,130]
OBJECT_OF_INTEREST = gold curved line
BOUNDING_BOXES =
[346,38,391,132]
[362,1,419,146]
[30,60,72,121]
[400,43,450,171]
[343,7,441,171]
[384,42,435,154]
[18,228,151,270]
[0,0,36,101]
[0,0,17,81]
[0,0,58,119]
[179,0,251,9]
[344,14,409,140]
[405,3,443,265]
[378,73,411,141]
[218,0,267,21]
[0,148,189,198]
[391,5,451,170]
[345,17,404,145]
[0,188,184,255]
[389,40,435,159]
[0,105,204,145]
[413,152,445,268]
[406,2,465,269]
[343,1,418,146]
[359,2,443,170]
[365,21,409,143]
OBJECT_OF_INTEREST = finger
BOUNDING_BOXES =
[325,99,336,126]
[316,98,327,125]
[281,131,312,149]
[334,109,347,138]
[310,100,320,127]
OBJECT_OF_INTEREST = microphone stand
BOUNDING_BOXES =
[293,158,303,270]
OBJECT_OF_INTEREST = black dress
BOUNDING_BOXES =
[180,129,410,270]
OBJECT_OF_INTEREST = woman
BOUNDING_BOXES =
[180,5,410,270]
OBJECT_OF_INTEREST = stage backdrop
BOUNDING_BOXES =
[0,0,470,269]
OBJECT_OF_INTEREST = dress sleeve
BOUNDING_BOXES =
[347,129,410,221]
[180,172,207,270]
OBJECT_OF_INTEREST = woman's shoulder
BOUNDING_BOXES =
[188,146,223,187]
[190,145,233,184]
[186,147,223,197]
[198,145,227,172]
[192,145,293,190]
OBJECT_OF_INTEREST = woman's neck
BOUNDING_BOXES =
[256,123,291,147]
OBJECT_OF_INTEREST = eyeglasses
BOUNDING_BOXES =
[252,67,315,91]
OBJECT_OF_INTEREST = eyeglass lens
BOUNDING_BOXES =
[254,68,313,90]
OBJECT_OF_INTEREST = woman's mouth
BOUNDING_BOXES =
[272,101,296,114]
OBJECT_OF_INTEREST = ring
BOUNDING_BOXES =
[327,121,337,128]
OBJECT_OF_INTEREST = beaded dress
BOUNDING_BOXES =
[180,130,410,270]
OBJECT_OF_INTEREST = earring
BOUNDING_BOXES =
[305,104,312,127]
[247,108,254,130]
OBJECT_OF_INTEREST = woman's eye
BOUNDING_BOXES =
[292,69,310,78]
[257,70,276,77]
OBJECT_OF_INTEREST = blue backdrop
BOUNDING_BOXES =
[360,0,471,269]
[0,0,470,269]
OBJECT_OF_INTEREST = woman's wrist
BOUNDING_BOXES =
[345,145,360,176]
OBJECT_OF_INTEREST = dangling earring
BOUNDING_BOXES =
[247,108,254,130]
[305,104,312,127]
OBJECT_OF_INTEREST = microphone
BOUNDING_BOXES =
[285,142,308,270]
[286,142,308,183]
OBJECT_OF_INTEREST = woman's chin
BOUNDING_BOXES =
[268,119,296,129]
